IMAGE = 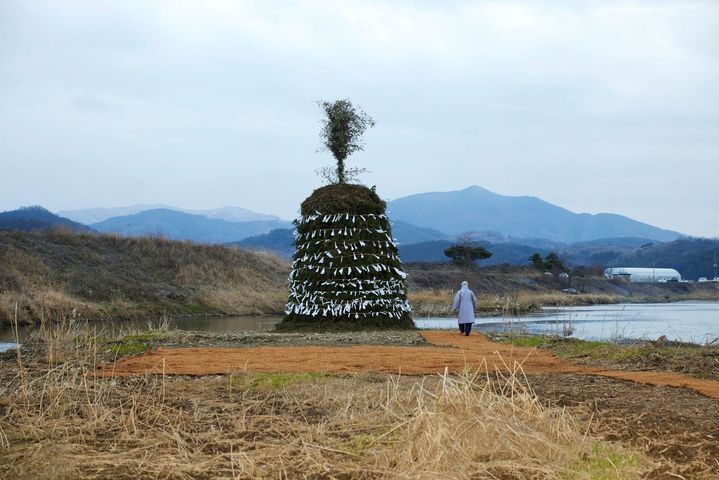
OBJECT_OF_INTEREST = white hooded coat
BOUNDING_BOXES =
[452,281,476,324]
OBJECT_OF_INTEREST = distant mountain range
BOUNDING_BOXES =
[0,206,93,233]
[387,186,682,243]
[91,209,290,244]
[396,236,719,280]
[391,221,449,244]
[397,239,540,266]
[59,204,281,224]
[3,184,693,255]
[4,204,712,279]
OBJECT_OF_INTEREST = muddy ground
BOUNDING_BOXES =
[98,331,719,399]
[488,333,719,382]
[90,330,719,478]
[531,374,719,479]
[134,329,429,349]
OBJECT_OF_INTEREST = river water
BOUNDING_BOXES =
[417,301,719,344]
[1,301,718,352]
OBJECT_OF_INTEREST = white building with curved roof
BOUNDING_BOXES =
[603,267,681,283]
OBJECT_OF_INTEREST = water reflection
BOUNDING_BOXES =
[415,301,719,344]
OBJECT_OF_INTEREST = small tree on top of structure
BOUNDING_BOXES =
[317,99,375,184]
[281,99,412,330]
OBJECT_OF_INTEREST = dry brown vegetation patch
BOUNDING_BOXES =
[531,373,719,479]
[0,230,289,324]
[0,360,647,479]
[8,323,719,478]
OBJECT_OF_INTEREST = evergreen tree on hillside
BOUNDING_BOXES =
[444,244,492,266]
[529,253,545,271]
[443,234,492,266]
[529,251,567,275]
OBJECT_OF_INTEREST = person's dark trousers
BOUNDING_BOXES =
[459,323,472,335]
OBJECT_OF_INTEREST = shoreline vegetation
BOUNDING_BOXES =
[2,229,719,326]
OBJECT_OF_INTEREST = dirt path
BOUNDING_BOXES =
[98,331,719,400]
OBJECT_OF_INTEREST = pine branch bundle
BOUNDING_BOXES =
[286,211,411,322]
[283,185,412,328]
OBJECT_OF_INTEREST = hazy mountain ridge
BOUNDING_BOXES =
[15,185,689,248]
[91,209,290,244]
[5,202,714,280]
[390,221,450,244]
[59,204,281,224]
[0,206,94,233]
[387,186,682,243]
[397,236,718,281]
[398,240,544,266]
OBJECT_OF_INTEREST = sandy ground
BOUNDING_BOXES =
[98,331,719,400]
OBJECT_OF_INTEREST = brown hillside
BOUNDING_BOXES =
[0,230,289,324]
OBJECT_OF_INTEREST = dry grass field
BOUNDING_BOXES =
[4,318,719,478]
[0,320,653,479]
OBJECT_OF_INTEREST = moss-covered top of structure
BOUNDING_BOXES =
[300,184,385,215]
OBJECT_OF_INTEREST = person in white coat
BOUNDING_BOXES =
[452,281,476,336]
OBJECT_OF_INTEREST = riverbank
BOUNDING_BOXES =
[405,262,719,317]
[408,290,620,317]
[407,288,719,318]
[2,324,718,478]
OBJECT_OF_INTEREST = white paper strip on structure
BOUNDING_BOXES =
[286,211,411,321]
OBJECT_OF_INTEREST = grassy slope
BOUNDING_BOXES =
[0,230,289,324]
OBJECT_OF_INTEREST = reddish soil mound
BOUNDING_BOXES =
[98,331,719,400]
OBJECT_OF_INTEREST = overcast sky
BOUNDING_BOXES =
[1,1,717,236]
